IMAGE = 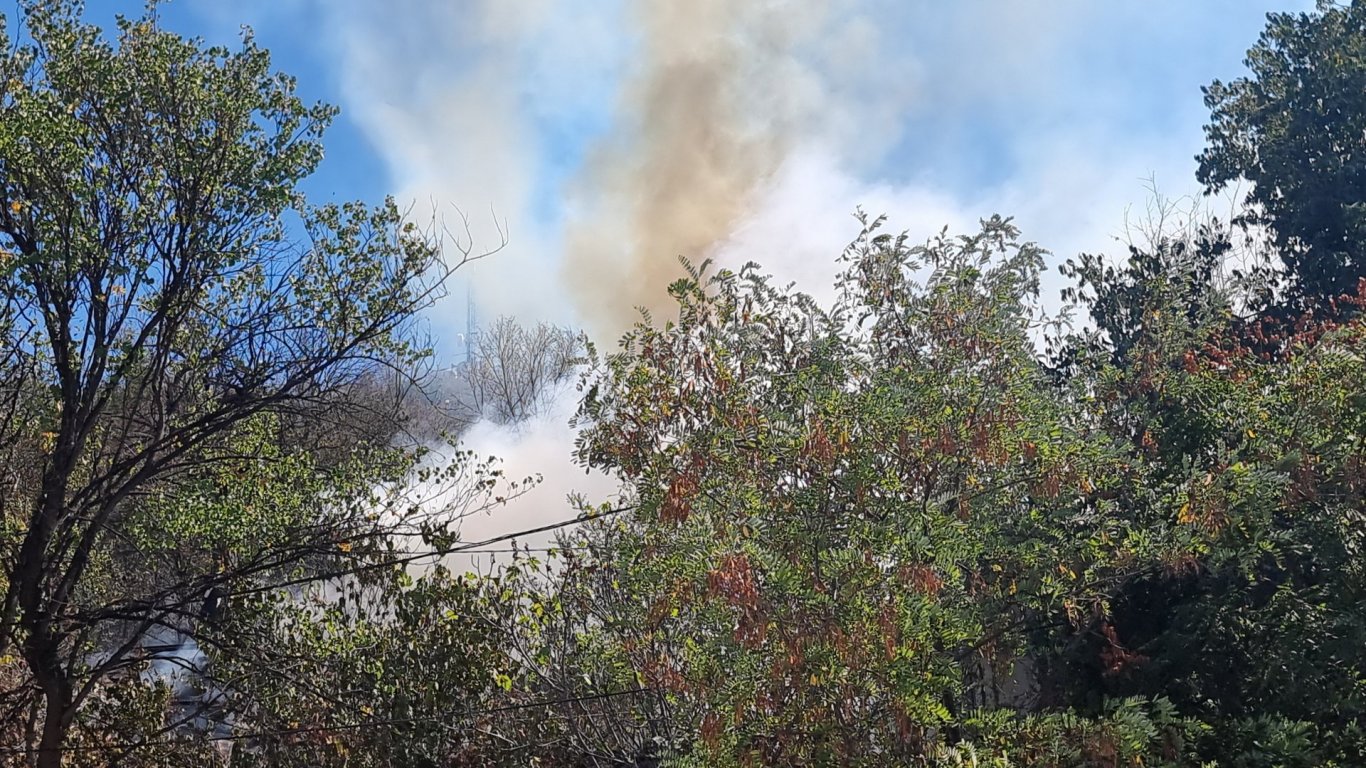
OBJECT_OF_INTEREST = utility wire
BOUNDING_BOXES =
[0,686,654,755]
[6,512,643,757]
[216,505,634,603]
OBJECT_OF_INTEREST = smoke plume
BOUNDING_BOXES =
[562,0,883,335]
[564,2,775,332]
[300,0,1261,546]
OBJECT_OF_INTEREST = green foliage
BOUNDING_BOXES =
[944,697,1205,768]
[3,1,1366,765]
[561,216,1187,765]
[218,566,520,767]
[1198,0,1366,313]
[0,2,462,762]
[547,200,1366,766]
[1052,222,1230,377]
[1048,208,1366,764]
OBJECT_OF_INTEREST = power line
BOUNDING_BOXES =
[78,505,635,624]
[6,511,645,758]
[0,686,654,755]
[413,507,629,559]
[386,543,593,555]
[219,505,634,602]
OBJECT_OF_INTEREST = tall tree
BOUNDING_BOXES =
[1198,0,1366,315]
[0,3,491,763]
[458,315,582,425]
[1050,208,1366,767]
[561,217,1207,765]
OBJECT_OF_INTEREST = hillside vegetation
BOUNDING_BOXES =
[1,1,1364,766]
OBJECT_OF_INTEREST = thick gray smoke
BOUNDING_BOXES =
[560,0,926,334]
[293,0,1265,546]
[322,0,919,335]
[563,0,805,332]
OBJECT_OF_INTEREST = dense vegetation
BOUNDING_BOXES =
[1,1,1364,765]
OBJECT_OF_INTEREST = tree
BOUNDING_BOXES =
[459,315,582,425]
[1050,210,1366,766]
[559,217,1209,765]
[1050,194,1233,379]
[541,208,1366,766]
[210,562,529,767]
[1198,0,1366,315]
[0,3,493,763]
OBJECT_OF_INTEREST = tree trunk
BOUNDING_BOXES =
[35,680,72,768]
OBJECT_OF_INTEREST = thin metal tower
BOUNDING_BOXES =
[466,283,477,365]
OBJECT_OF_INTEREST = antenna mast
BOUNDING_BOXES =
[466,283,477,365]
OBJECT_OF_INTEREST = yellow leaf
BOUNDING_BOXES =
[337,541,352,553]
[8,201,20,214]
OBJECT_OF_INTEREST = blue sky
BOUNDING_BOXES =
[94,0,1313,353]
[69,0,1317,545]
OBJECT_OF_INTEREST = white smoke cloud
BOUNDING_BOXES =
[195,0,1304,542]
[316,0,627,327]
[182,0,1307,324]
[450,382,620,571]
[713,132,1210,315]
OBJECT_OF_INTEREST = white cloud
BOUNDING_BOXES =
[445,383,620,571]
[192,0,1311,540]
[317,0,628,328]
[715,128,1207,318]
